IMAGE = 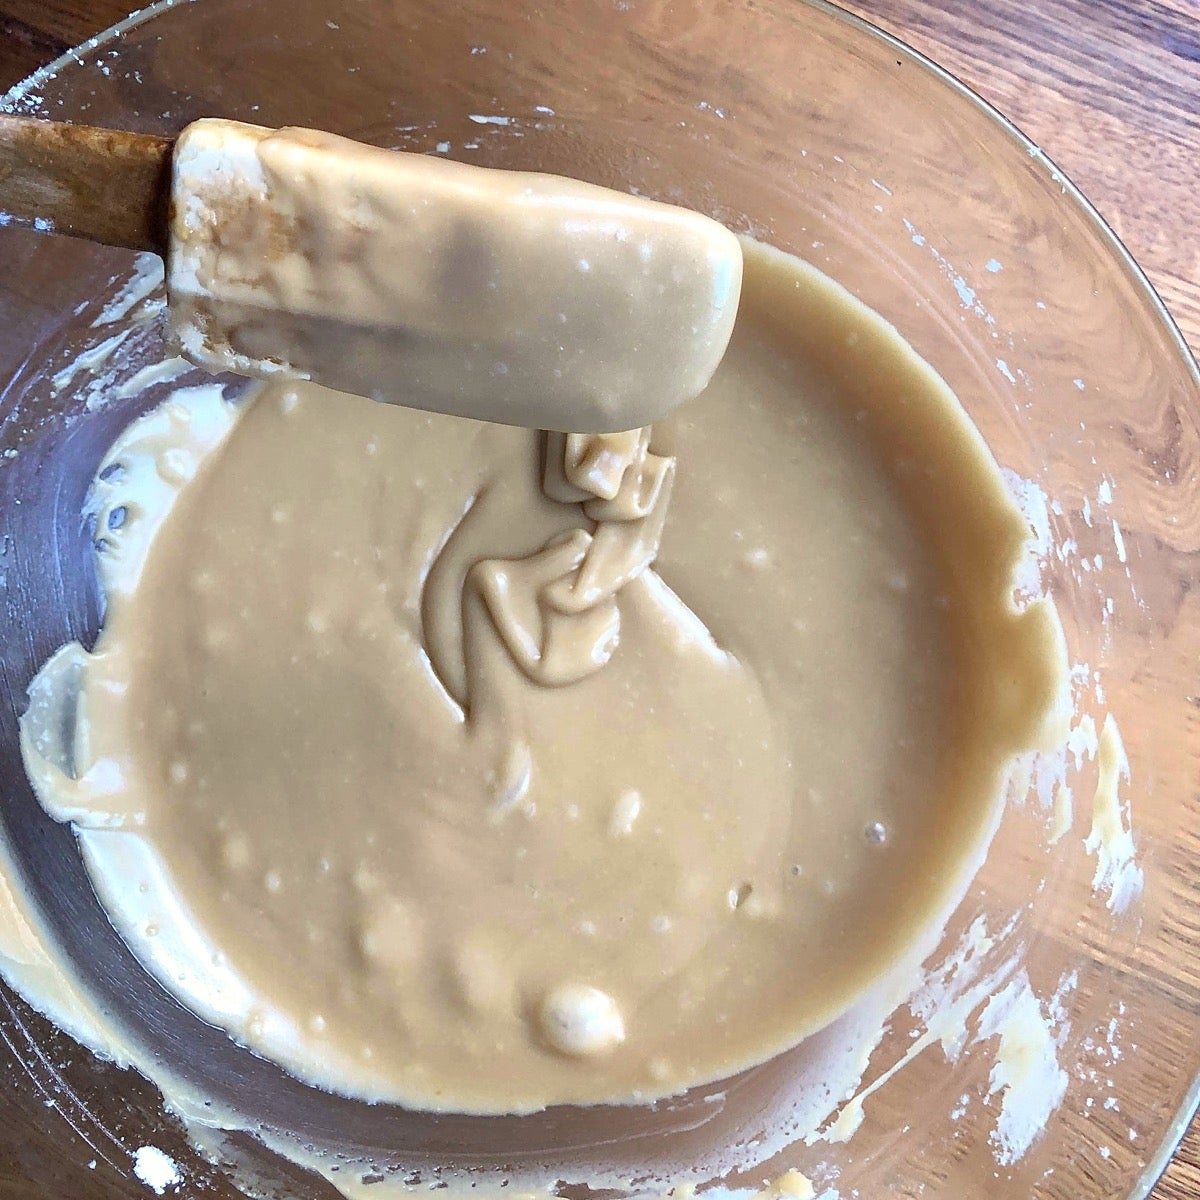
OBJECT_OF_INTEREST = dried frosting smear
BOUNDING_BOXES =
[167,119,743,433]
[14,240,1068,1123]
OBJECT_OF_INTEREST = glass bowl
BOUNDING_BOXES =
[0,1,1196,1197]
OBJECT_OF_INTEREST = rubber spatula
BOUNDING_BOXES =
[0,115,742,433]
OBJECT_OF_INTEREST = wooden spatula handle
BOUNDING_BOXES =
[0,115,173,255]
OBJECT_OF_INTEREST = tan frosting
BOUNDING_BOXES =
[167,119,743,433]
[449,425,672,689]
[19,239,1066,1118]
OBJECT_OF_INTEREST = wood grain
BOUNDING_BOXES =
[836,0,1200,362]
[0,115,172,251]
[0,1,1196,1198]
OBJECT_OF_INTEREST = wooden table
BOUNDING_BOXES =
[0,1,1196,1196]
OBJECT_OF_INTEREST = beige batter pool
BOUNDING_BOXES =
[18,238,1065,1116]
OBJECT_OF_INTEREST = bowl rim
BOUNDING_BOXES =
[1,1,1197,1197]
